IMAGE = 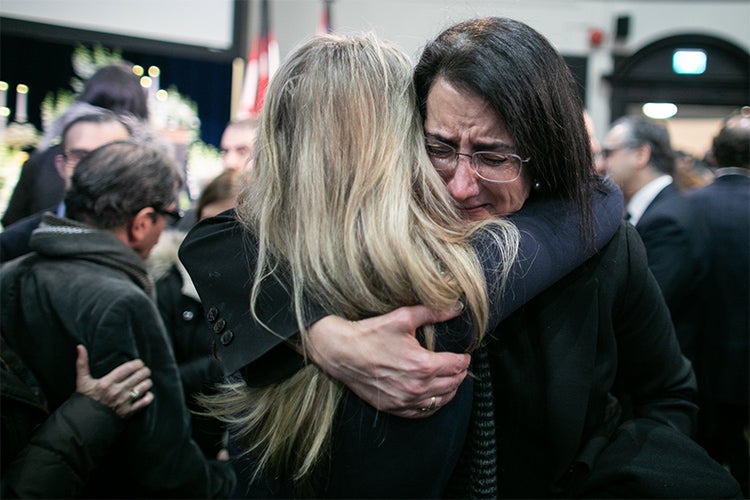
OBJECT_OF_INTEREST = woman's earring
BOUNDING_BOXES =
[533,179,542,191]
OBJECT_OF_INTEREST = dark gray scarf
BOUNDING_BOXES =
[31,214,154,297]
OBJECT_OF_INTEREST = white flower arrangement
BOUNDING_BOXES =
[70,44,123,92]
[0,147,29,227]
[1,43,224,219]
[151,85,201,141]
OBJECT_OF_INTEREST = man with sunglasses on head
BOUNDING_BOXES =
[1,141,235,498]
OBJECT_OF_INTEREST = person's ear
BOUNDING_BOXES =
[632,144,652,169]
[127,207,156,249]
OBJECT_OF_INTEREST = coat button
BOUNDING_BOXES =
[220,330,234,345]
[213,318,226,334]
[182,310,195,321]
[206,306,218,322]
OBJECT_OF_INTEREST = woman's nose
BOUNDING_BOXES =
[446,157,481,201]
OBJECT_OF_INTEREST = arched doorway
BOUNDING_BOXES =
[606,34,749,157]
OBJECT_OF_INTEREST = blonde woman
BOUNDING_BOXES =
[181,33,621,497]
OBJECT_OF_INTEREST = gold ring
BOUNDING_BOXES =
[420,396,437,413]
[129,388,141,401]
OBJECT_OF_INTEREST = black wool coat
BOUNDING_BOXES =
[488,223,740,498]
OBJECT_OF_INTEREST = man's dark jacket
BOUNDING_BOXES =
[0,214,235,498]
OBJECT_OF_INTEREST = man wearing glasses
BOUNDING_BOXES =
[602,115,705,366]
[1,141,234,498]
[0,110,130,262]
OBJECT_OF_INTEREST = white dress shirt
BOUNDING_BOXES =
[626,175,673,226]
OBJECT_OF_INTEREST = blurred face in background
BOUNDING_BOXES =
[584,112,606,176]
[55,121,130,188]
[200,198,236,220]
[220,123,257,171]
[602,123,640,194]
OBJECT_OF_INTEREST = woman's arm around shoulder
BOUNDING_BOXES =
[179,209,324,382]
[479,176,623,326]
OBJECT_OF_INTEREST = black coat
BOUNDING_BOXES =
[179,187,626,497]
[155,264,226,457]
[0,209,47,263]
[633,182,707,362]
[635,182,705,309]
[1,333,124,498]
[684,173,749,495]
[683,173,749,408]
[181,190,740,498]
[489,223,739,498]
[1,216,235,498]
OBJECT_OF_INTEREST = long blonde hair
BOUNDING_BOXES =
[200,33,519,488]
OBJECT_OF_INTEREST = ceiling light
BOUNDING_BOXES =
[642,103,678,119]
[673,49,707,75]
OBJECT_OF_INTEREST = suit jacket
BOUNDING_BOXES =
[684,173,749,410]
[634,182,705,309]
[489,223,739,498]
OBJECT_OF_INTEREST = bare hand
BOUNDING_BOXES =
[306,305,469,418]
[75,344,154,418]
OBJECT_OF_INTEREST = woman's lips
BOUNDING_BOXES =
[461,204,491,220]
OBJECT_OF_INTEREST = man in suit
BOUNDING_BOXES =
[602,116,705,327]
[0,110,131,263]
[684,113,749,496]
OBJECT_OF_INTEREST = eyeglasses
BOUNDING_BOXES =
[154,207,184,224]
[62,149,91,165]
[425,138,529,183]
[601,145,634,159]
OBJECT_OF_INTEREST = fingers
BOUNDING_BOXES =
[403,303,463,328]
[393,350,469,397]
[428,351,471,377]
[115,374,154,417]
[74,349,155,416]
[412,393,447,418]
[387,388,458,419]
[120,365,152,394]
[117,389,154,418]
[103,358,147,385]
[368,304,463,338]
[75,344,91,383]
[307,305,470,419]
[350,349,469,417]
[113,369,153,409]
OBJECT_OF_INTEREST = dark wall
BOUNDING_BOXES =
[1,33,76,132]
[121,50,233,147]
[0,31,232,147]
